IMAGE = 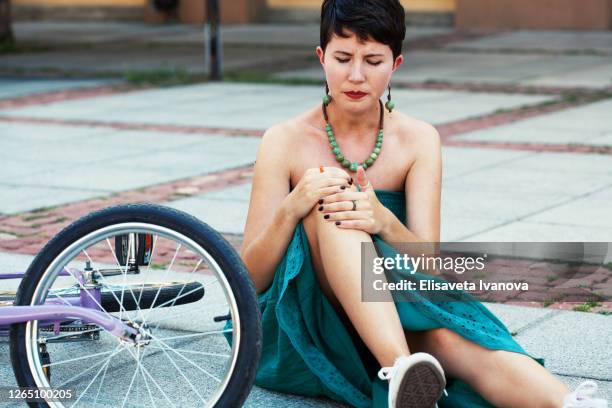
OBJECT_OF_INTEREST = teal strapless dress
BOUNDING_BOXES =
[227,190,544,408]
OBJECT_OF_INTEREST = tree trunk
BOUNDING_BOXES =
[0,0,14,44]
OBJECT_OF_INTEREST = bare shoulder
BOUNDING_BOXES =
[391,111,441,154]
[260,115,311,153]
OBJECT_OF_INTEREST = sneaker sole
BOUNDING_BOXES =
[395,361,446,408]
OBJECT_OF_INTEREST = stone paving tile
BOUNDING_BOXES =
[515,310,612,380]
[464,221,612,242]
[0,121,260,213]
[167,195,250,235]
[483,302,559,334]
[444,167,611,197]
[455,98,612,146]
[442,187,571,223]
[0,83,554,130]
[441,146,535,180]
[0,46,314,75]
[0,185,107,215]
[277,51,612,89]
[524,187,612,229]
[0,77,121,100]
[447,30,612,54]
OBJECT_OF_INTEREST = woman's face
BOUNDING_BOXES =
[317,30,403,115]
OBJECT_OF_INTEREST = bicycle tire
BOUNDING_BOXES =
[1,282,205,313]
[10,203,261,408]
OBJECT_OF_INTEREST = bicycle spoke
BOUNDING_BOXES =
[138,348,158,408]
[150,328,231,343]
[55,344,124,390]
[120,349,141,408]
[92,345,114,408]
[144,280,213,317]
[154,337,209,404]
[148,333,222,384]
[141,242,182,325]
[145,305,224,328]
[148,258,205,332]
[70,348,118,408]
[124,346,176,408]
[146,345,230,359]
[43,348,117,368]
[165,259,203,310]
[102,241,145,322]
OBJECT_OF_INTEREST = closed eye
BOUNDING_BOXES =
[336,58,350,63]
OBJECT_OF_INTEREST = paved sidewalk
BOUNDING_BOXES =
[0,22,610,406]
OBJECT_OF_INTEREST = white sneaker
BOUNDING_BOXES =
[563,381,608,408]
[378,353,446,408]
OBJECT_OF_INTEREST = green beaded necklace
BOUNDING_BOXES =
[322,99,384,173]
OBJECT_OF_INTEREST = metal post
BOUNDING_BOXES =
[205,0,222,80]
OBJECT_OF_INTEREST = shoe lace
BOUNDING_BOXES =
[377,366,395,381]
[377,366,449,398]
[573,381,598,400]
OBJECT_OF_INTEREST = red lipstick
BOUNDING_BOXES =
[344,91,367,100]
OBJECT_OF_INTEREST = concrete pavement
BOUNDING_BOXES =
[0,22,610,406]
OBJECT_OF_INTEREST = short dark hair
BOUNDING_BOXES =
[320,0,406,59]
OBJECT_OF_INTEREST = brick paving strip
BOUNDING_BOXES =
[0,83,143,110]
[0,82,610,313]
[2,81,610,153]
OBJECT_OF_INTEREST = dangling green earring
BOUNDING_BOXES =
[385,84,395,113]
[323,82,332,106]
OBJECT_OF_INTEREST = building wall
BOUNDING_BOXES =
[455,0,612,30]
[13,0,143,6]
[266,0,455,12]
[12,0,612,29]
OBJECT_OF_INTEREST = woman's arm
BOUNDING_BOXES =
[379,123,442,244]
[240,125,351,294]
[240,126,299,294]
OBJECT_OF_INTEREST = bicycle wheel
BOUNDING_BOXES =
[10,204,261,408]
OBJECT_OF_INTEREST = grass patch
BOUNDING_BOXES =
[598,310,611,316]
[30,206,56,214]
[572,300,602,313]
[122,69,208,86]
[546,274,559,283]
[22,214,49,221]
[149,263,167,270]
[224,69,323,86]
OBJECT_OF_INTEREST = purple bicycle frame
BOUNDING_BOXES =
[0,305,138,342]
[0,269,139,343]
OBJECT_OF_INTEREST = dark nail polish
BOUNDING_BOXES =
[348,178,353,185]
[341,186,346,190]
[335,221,341,225]
[324,214,330,219]
[318,206,323,211]
[318,199,324,204]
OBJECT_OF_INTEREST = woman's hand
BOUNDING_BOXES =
[319,166,391,235]
[286,166,352,221]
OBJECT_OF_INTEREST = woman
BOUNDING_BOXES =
[237,1,608,407]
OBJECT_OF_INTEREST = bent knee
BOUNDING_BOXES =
[425,328,460,351]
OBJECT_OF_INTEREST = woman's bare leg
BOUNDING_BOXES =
[302,207,410,367]
[302,208,569,407]
[406,328,570,408]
